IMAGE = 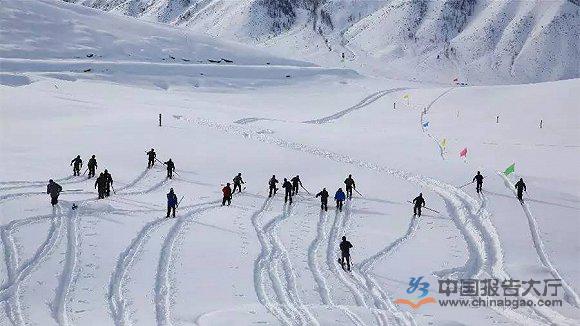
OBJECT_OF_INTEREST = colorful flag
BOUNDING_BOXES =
[453,77,459,82]
[503,163,515,175]
[403,94,410,99]
[440,138,447,149]
[422,121,429,128]
[459,147,467,157]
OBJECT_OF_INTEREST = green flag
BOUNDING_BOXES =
[503,163,515,175]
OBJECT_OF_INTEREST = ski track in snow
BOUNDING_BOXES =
[0,176,85,191]
[348,199,417,326]
[251,197,318,325]
[498,173,580,308]
[154,202,222,326]
[176,115,576,325]
[0,209,65,326]
[428,178,576,325]
[306,209,364,325]
[302,88,408,124]
[251,198,294,325]
[51,206,80,326]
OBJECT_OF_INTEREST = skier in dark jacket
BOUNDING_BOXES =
[70,155,82,176]
[103,169,113,197]
[232,173,244,193]
[315,188,329,211]
[268,175,278,197]
[344,174,356,199]
[164,159,175,179]
[413,193,425,217]
[47,179,63,206]
[147,148,156,168]
[282,178,293,204]
[515,178,526,201]
[222,183,232,206]
[87,155,98,179]
[339,236,353,271]
[473,171,484,193]
[290,175,302,195]
[166,188,178,218]
[335,188,346,211]
[95,173,106,199]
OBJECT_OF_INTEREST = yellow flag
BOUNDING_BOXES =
[403,94,410,99]
[441,138,447,149]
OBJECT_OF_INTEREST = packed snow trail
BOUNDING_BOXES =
[251,198,294,325]
[108,217,171,326]
[0,211,64,305]
[302,88,408,124]
[1,223,24,326]
[427,178,576,325]
[267,201,318,325]
[253,199,317,325]
[498,173,580,308]
[51,205,80,326]
[154,202,222,326]
[351,210,419,326]
[306,209,365,325]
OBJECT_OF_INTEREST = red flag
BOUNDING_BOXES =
[453,77,459,82]
[459,147,468,157]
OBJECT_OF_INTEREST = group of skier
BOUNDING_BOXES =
[45,151,531,273]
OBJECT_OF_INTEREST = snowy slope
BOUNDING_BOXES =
[63,0,580,84]
[1,0,580,326]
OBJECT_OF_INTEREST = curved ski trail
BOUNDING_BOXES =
[303,88,408,124]
[51,206,80,326]
[429,177,576,325]
[498,173,580,308]
[155,202,221,326]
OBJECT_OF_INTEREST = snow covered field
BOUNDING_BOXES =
[1,1,579,325]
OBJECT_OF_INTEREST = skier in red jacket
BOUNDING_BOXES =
[222,183,232,206]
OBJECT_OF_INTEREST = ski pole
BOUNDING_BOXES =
[300,184,311,194]
[176,195,185,213]
[407,201,440,214]
[82,168,88,176]
[111,184,116,195]
[458,181,473,188]
[155,158,164,165]
[354,188,363,196]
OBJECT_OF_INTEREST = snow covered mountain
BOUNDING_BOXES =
[63,0,580,84]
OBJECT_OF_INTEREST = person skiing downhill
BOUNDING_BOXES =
[339,236,353,271]
[166,188,178,218]
[47,179,62,206]
[290,175,302,195]
[473,171,484,193]
[222,183,232,206]
[232,173,244,193]
[515,178,526,202]
[344,174,356,199]
[147,148,156,168]
[335,188,346,211]
[87,155,98,179]
[316,188,329,211]
[103,169,113,197]
[95,173,106,199]
[282,178,293,204]
[70,155,82,176]
[164,159,175,179]
[413,193,425,217]
[268,175,278,197]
